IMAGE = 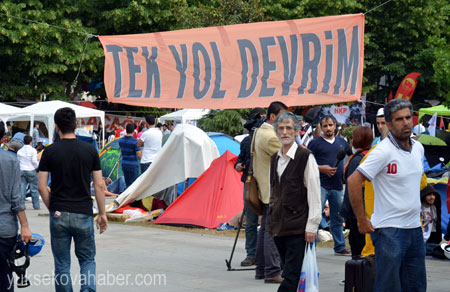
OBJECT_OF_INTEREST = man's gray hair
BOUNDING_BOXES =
[273,112,300,132]
[384,99,413,123]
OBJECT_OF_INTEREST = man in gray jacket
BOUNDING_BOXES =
[0,121,32,292]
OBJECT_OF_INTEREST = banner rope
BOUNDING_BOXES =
[365,0,394,15]
[0,12,97,37]
[72,34,96,90]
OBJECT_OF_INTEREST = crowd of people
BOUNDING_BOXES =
[1,100,450,292]
[234,99,450,292]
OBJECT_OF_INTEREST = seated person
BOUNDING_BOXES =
[90,176,126,198]
[420,184,442,255]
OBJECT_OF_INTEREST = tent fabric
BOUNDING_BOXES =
[154,151,244,228]
[0,103,34,136]
[99,139,124,180]
[115,124,219,207]
[207,132,240,156]
[434,182,449,235]
[10,101,105,146]
[418,105,450,121]
[417,134,447,146]
[159,109,210,124]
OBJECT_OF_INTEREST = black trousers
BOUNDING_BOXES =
[346,218,366,256]
[274,234,307,292]
[0,236,16,292]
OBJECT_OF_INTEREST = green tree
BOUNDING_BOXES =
[198,110,246,136]
[0,0,103,100]
[261,0,450,105]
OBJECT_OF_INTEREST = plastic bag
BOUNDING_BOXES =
[298,242,319,292]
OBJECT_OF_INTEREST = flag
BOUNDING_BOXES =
[394,72,421,101]
[428,112,437,137]
[439,117,444,129]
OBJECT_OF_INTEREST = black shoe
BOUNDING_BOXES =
[255,274,264,280]
[240,256,255,266]
[264,275,283,284]
[335,250,351,256]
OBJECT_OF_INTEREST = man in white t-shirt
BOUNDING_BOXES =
[17,135,40,209]
[348,99,426,292]
[137,114,162,173]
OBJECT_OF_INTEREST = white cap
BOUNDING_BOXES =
[376,108,384,117]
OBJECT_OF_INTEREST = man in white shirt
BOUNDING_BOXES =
[17,135,40,209]
[348,99,426,292]
[268,112,321,292]
[412,119,426,135]
[137,114,162,173]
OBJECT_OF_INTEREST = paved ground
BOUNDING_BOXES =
[18,200,450,291]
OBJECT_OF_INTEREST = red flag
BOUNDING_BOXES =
[394,72,421,101]
[439,117,444,129]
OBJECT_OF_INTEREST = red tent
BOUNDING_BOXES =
[153,151,244,228]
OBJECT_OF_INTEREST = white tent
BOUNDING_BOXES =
[115,124,219,207]
[0,103,34,136]
[11,100,105,147]
[159,109,210,125]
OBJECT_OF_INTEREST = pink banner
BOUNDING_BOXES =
[99,14,364,109]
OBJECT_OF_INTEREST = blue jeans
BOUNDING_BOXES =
[122,164,139,188]
[106,176,126,194]
[320,187,345,252]
[50,212,96,292]
[21,169,40,209]
[243,190,258,258]
[371,227,426,292]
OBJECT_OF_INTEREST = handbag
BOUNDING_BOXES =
[244,129,263,215]
[298,243,319,292]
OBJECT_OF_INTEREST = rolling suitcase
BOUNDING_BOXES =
[344,255,375,292]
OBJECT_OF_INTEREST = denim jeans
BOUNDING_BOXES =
[106,176,126,194]
[50,211,96,292]
[371,227,426,292]
[320,187,345,252]
[122,164,139,188]
[20,169,40,209]
[243,189,258,258]
[0,236,16,292]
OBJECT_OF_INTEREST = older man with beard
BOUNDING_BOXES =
[268,112,321,292]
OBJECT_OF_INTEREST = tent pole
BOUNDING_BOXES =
[225,207,255,271]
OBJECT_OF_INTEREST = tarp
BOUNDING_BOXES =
[207,132,240,156]
[153,151,243,228]
[0,103,34,136]
[159,109,210,124]
[417,134,447,146]
[99,139,123,181]
[99,14,365,109]
[10,101,105,148]
[115,124,219,207]
[434,182,450,235]
[419,105,450,121]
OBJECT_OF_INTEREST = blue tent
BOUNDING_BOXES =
[206,132,240,156]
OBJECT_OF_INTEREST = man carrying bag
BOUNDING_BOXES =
[268,112,322,292]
